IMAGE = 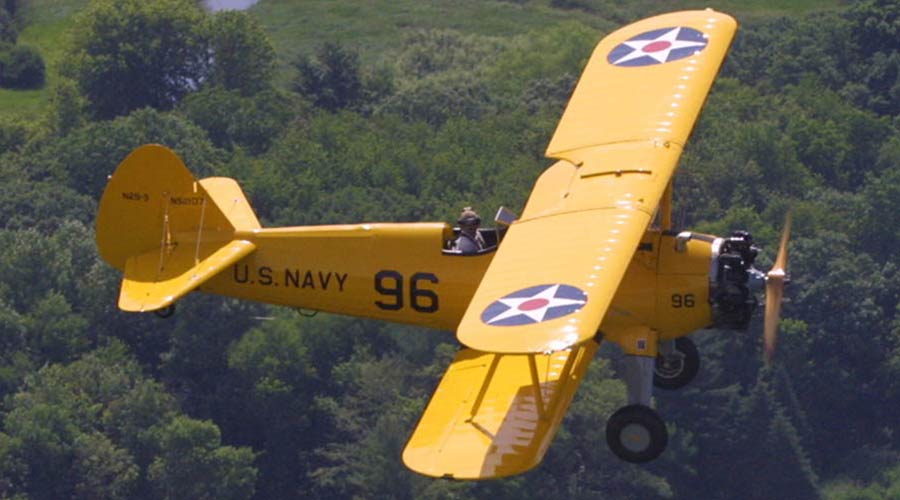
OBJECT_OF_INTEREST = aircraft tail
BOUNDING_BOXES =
[96,144,260,312]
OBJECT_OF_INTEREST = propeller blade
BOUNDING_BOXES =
[764,212,791,362]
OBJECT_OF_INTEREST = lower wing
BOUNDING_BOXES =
[402,340,598,479]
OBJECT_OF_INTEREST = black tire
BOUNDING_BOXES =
[153,304,176,319]
[605,404,668,463]
[653,337,699,390]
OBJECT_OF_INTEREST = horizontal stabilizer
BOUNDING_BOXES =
[403,341,598,479]
[119,239,255,312]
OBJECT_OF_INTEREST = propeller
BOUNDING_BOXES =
[763,212,792,363]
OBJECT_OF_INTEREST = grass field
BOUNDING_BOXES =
[0,0,840,121]
[1,0,87,119]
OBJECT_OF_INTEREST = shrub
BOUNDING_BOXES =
[0,44,45,89]
[0,7,16,44]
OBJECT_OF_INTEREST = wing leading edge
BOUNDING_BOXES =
[456,11,736,353]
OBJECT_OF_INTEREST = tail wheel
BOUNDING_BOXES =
[653,337,699,390]
[153,304,176,319]
[605,404,668,463]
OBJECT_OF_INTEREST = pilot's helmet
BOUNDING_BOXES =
[458,207,481,226]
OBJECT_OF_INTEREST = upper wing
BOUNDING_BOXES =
[457,11,736,353]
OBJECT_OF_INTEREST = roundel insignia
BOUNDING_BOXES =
[481,284,588,327]
[607,26,708,67]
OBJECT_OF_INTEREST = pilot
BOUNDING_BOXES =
[454,207,485,254]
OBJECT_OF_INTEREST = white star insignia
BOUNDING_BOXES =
[611,27,707,66]
[486,285,587,325]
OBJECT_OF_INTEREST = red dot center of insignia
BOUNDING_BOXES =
[643,41,671,53]
[519,298,549,311]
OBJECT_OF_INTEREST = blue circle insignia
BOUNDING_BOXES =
[607,26,708,67]
[480,284,588,327]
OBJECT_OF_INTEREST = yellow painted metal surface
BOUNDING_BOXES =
[97,144,261,311]
[602,325,659,357]
[602,231,713,342]
[456,207,651,353]
[546,10,737,157]
[199,177,261,230]
[202,224,493,331]
[120,240,255,311]
[96,144,202,271]
[403,341,598,479]
[654,233,715,338]
[455,10,735,354]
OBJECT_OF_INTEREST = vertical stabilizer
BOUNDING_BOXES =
[95,144,259,311]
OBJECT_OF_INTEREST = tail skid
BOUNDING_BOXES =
[96,145,260,311]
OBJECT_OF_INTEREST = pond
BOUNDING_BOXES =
[203,0,260,12]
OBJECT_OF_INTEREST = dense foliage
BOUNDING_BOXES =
[0,0,898,498]
[0,1,43,90]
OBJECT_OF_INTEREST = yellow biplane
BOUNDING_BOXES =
[96,10,791,479]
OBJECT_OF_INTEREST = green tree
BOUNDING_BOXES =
[43,107,221,197]
[180,87,298,154]
[204,10,276,96]
[147,416,257,500]
[847,0,900,57]
[0,432,28,499]
[0,8,16,44]
[0,342,256,499]
[24,291,89,364]
[857,160,900,260]
[71,433,139,500]
[396,29,505,78]
[63,0,207,118]
[47,79,88,137]
[0,300,29,397]
[293,42,391,113]
[0,44,45,89]
[379,70,495,126]
[227,314,320,498]
[824,461,900,499]
[726,371,819,500]
[0,116,27,154]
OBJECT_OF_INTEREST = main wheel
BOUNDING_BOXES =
[605,404,668,463]
[653,337,699,390]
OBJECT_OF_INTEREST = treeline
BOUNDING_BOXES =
[0,0,898,498]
